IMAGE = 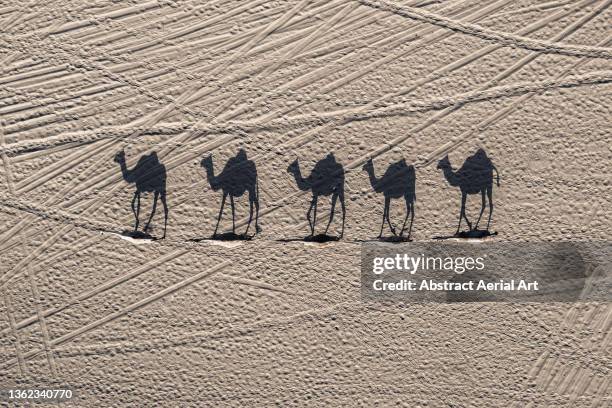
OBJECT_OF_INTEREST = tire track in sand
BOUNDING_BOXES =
[2,70,610,157]
[0,260,230,371]
[358,0,612,59]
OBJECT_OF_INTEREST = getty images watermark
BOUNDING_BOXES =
[361,242,611,302]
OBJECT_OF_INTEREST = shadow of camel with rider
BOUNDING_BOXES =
[437,148,499,237]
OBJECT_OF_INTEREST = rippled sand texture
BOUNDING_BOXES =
[1,0,611,406]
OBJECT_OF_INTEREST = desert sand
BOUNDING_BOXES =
[0,0,611,406]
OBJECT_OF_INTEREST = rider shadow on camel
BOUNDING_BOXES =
[199,149,261,241]
[362,157,416,242]
[286,152,346,243]
[436,148,500,239]
[114,150,168,240]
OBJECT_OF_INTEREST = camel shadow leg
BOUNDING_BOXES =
[379,196,389,238]
[463,194,472,231]
[245,198,253,236]
[245,188,261,236]
[457,191,470,234]
[144,191,159,233]
[312,196,318,236]
[213,193,227,236]
[244,188,254,236]
[400,198,414,239]
[486,187,494,231]
[254,192,260,233]
[339,190,345,238]
[161,192,168,239]
[324,192,338,235]
[130,192,137,231]
[230,196,236,234]
[131,191,141,232]
[408,202,414,239]
[474,189,486,230]
[306,195,317,236]
[386,198,396,236]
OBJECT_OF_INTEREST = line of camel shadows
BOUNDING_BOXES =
[114,148,499,242]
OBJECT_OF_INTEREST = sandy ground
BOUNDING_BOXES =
[0,0,611,406]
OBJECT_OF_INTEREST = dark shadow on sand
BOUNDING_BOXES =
[121,230,157,240]
[377,235,413,243]
[353,236,413,243]
[189,232,254,242]
[277,234,340,243]
[433,229,498,240]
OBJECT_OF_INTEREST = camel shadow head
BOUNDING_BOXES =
[437,155,450,170]
[201,155,213,168]
[114,150,126,163]
[287,158,299,174]
[362,158,374,172]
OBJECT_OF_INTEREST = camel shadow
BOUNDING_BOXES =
[436,148,500,238]
[287,153,346,240]
[201,149,261,239]
[114,150,168,240]
[363,158,416,241]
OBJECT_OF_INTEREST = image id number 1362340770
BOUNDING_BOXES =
[1,388,74,402]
